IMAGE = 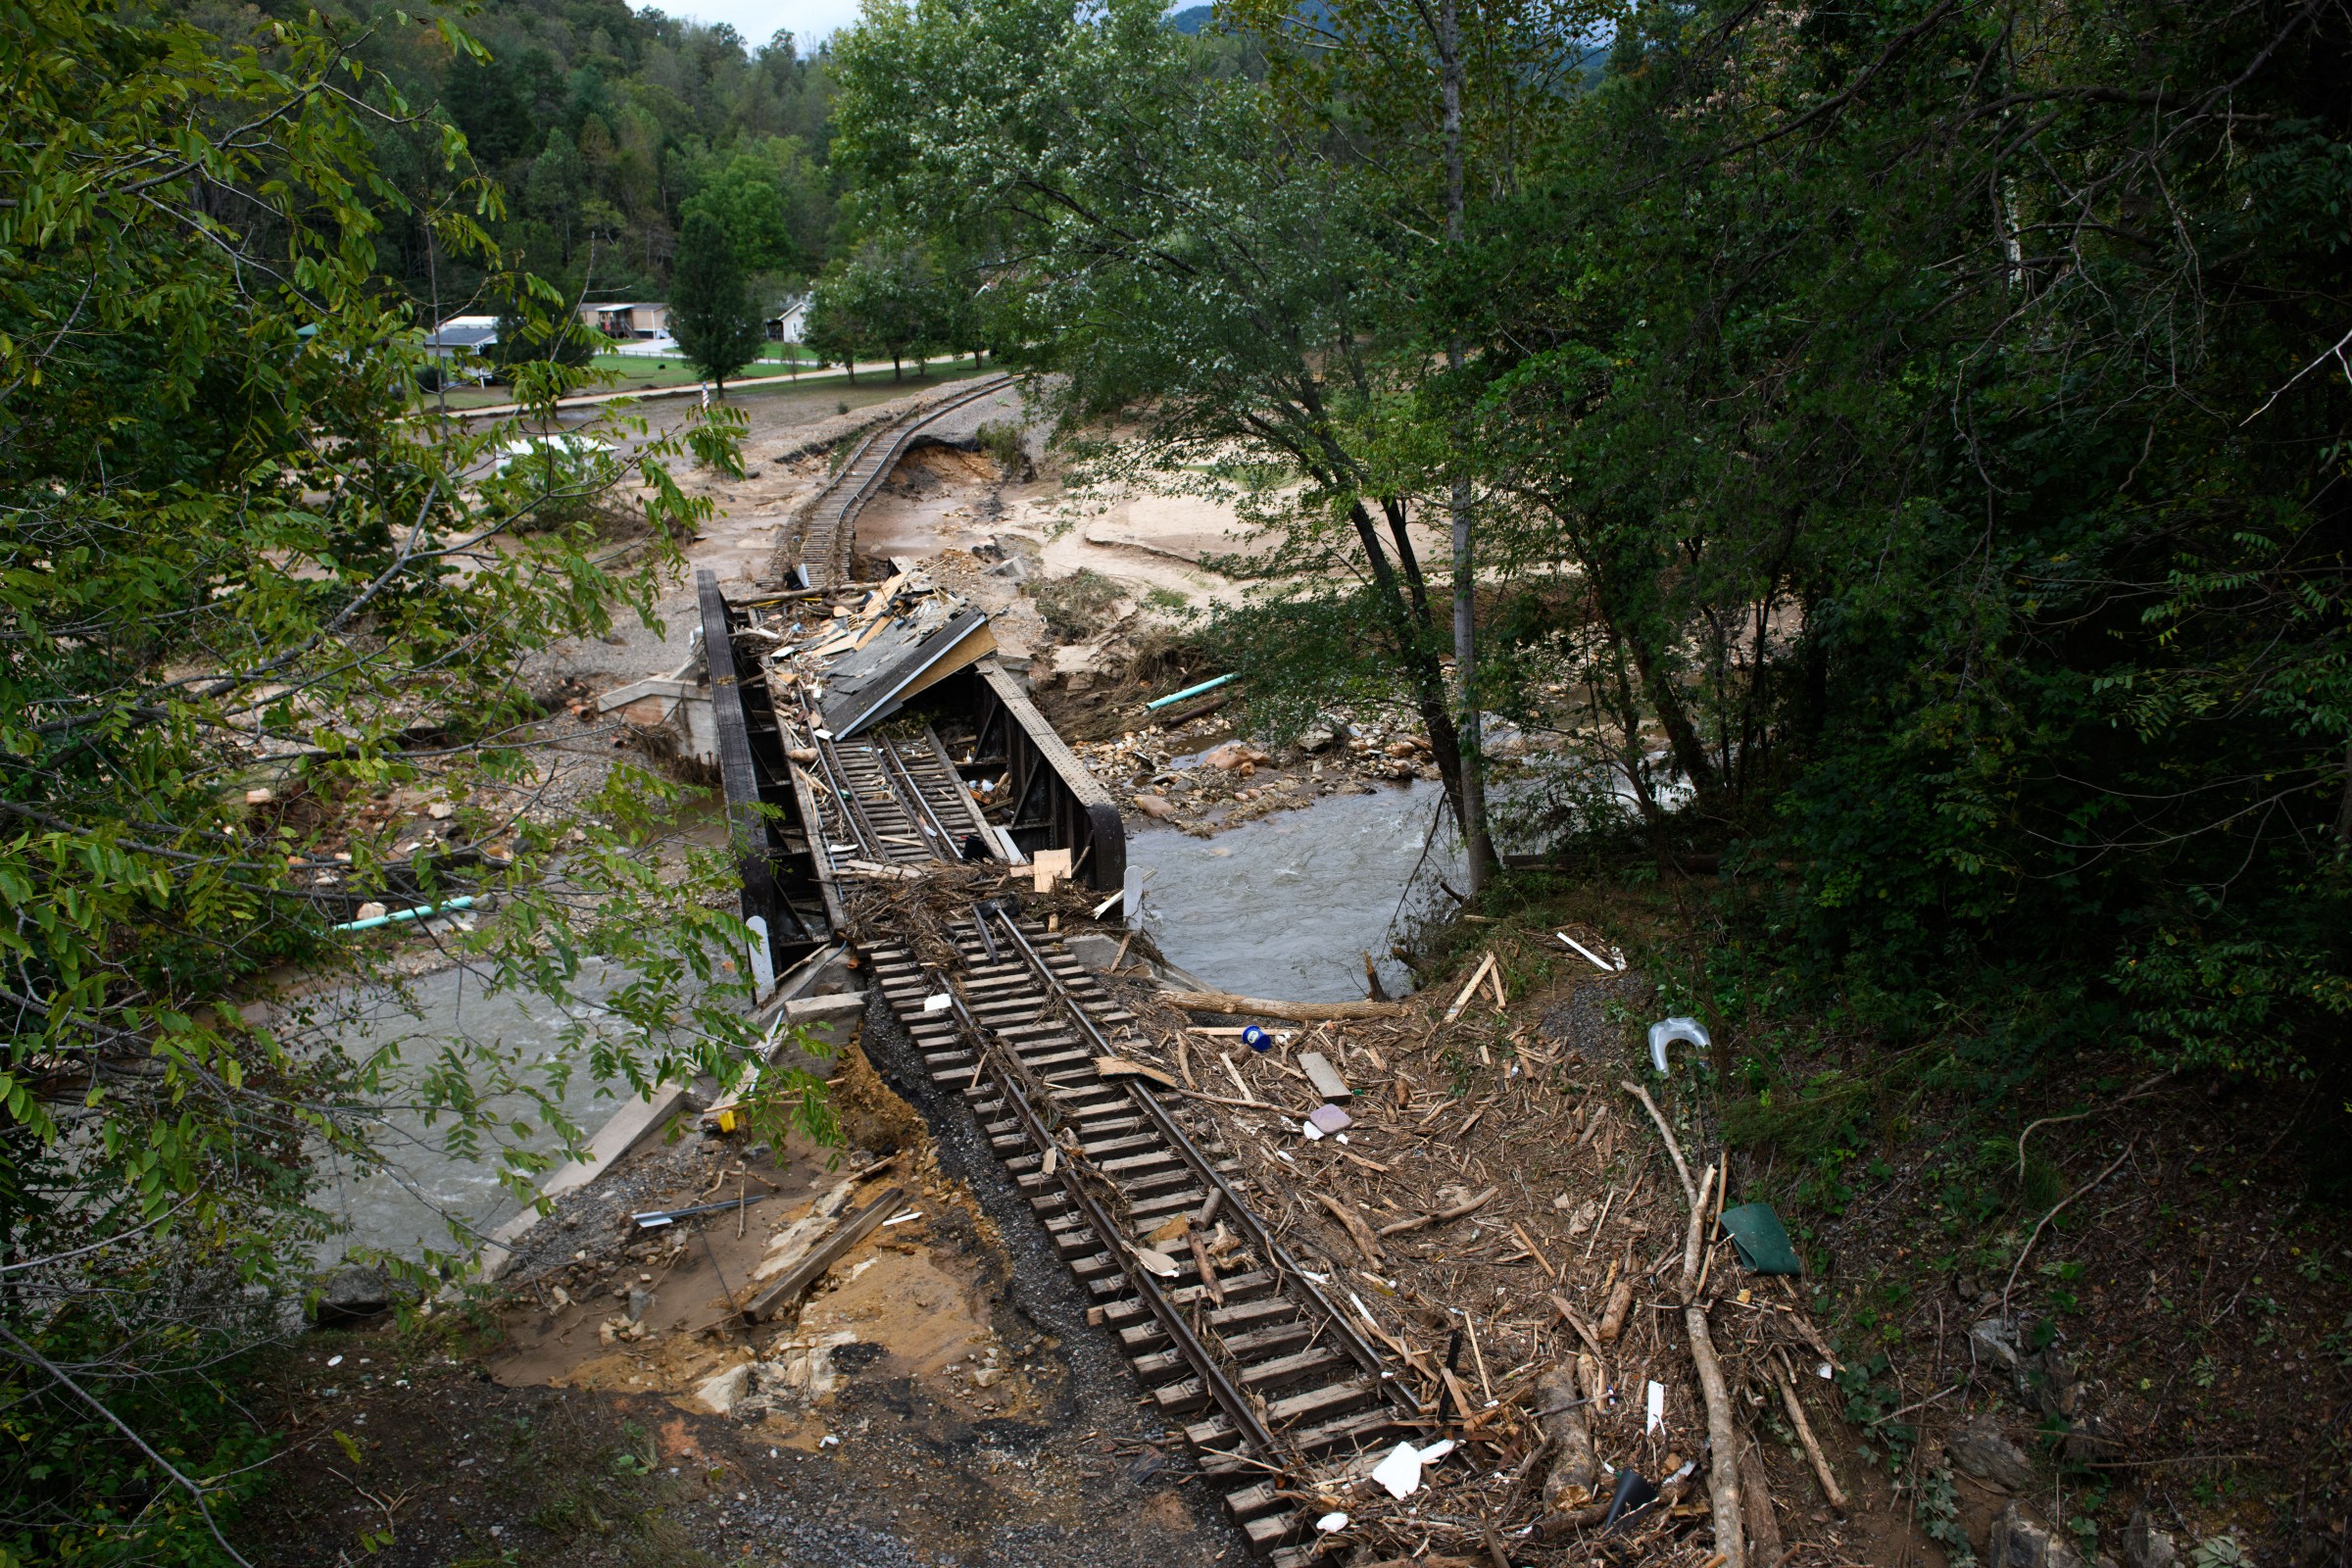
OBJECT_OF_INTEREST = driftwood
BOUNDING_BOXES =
[1597,1276,1636,1341]
[1681,1163,1719,1289]
[1777,1366,1849,1510]
[1312,1192,1386,1264]
[1161,989,1407,1021]
[1621,1072,1742,1568]
[1687,1304,1745,1568]
[1377,1186,1498,1237]
[1537,1357,1597,1511]
[1620,1079,1698,1203]
[1739,1433,1786,1568]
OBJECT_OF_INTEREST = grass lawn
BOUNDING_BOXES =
[420,351,994,413]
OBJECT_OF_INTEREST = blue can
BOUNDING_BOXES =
[1243,1025,1271,1053]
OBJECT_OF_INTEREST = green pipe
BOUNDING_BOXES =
[332,896,475,933]
[1145,672,1237,710]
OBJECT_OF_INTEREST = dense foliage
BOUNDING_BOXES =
[838,0,2352,1084]
[322,0,837,311]
[0,0,814,1556]
[671,208,767,389]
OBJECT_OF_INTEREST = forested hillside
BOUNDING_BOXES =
[839,0,2352,1097]
[290,0,838,311]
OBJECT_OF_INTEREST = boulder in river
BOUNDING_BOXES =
[315,1262,391,1325]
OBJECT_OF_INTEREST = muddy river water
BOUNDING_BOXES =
[318,784,1460,1259]
[1129,779,1462,1002]
[306,957,680,1261]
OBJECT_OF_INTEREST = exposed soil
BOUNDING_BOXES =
[238,1004,1250,1566]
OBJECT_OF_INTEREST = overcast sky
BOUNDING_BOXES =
[658,0,865,51]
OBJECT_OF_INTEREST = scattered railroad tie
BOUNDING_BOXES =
[738,1185,906,1324]
[863,906,1416,1564]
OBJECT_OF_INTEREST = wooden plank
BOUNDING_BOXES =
[1162,991,1406,1022]
[1298,1051,1352,1102]
[739,1185,905,1322]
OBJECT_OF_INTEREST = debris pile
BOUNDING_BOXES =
[1042,924,1871,1564]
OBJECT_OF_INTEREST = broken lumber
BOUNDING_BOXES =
[1378,1185,1497,1237]
[739,1185,904,1323]
[1093,1054,1180,1089]
[1161,990,1405,1022]
[1298,1050,1352,1101]
[1443,953,1498,1024]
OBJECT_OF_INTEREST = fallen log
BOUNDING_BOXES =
[1161,989,1407,1021]
[1687,1304,1745,1568]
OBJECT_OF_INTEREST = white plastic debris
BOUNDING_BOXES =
[1371,1442,1424,1499]
[1369,1438,1458,1500]
[1556,932,1624,972]
[1300,1119,1325,1142]
[1130,1245,1180,1278]
[1645,1380,1666,1435]
[1315,1512,1348,1534]
[922,994,953,1013]
[1817,1361,1836,1380]
[1646,1016,1710,1075]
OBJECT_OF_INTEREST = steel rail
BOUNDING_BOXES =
[875,737,958,853]
[811,733,891,862]
[983,909,1411,1414]
[934,976,1278,1454]
[812,374,1015,584]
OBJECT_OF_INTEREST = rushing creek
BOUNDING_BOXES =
[304,957,665,1262]
[316,783,1462,1259]
[1127,779,1463,1003]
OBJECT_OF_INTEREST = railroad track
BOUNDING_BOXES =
[796,372,1015,588]
[805,724,995,869]
[863,905,1418,1563]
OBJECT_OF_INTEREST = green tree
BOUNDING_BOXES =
[679,137,829,276]
[669,209,767,393]
[0,1,816,1555]
[831,0,1493,842]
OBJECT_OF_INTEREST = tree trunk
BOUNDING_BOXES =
[1435,0,1496,892]
[1348,501,1474,837]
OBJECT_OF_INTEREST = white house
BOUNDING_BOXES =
[765,293,810,344]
